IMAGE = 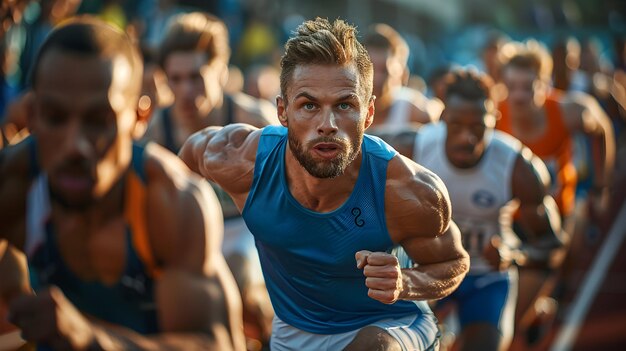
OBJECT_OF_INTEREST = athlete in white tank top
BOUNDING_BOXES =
[414,123,522,273]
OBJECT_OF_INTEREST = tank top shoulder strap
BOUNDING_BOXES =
[125,142,161,278]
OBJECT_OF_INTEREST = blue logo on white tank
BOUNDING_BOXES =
[472,190,496,208]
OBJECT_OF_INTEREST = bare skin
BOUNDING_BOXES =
[0,45,244,350]
[180,63,469,348]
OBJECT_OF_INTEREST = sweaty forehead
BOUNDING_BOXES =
[36,50,114,89]
[288,64,360,96]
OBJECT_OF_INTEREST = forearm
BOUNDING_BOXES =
[516,198,566,269]
[398,256,468,301]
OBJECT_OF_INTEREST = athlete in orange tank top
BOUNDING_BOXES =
[498,91,577,216]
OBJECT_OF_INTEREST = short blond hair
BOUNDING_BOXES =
[500,39,553,82]
[279,17,373,103]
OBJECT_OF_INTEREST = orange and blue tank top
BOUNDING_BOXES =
[25,140,160,334]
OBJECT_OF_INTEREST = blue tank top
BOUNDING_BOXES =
[27,142,159,334]
[242,126,431,334]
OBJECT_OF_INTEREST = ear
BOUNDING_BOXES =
[276,95,288,127]
[364,95,376,130]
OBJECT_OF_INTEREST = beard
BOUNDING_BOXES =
[288,127,364,179]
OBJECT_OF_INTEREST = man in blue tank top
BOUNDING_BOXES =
[179,17,470,351]
[0,18,244,350]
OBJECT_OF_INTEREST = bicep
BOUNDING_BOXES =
[385,157,452,241]
[400,221,466,266]
[147,177,231,332]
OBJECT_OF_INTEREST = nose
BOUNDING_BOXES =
[317,108,338,136]
[460,128,477,145]
[62,120,93,158]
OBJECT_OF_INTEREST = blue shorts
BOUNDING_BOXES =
[438,269,517,333]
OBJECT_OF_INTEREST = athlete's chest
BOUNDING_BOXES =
[52,216,128,285]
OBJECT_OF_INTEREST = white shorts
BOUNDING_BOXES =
[270,313,440,351]
[221,217,264,285]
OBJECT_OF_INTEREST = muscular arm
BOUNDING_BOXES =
[178,123,260,209]
[512,149,565,268]
[386,155,469,301]
[88,148,245,350]
[7,147,246,351]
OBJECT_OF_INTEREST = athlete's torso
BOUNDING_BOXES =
[242,126,430,334]
[25,142,159,334]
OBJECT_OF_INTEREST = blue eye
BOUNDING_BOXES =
[303,103,316,110]
[338,103,351,110]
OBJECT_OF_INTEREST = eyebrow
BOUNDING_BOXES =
[293,92,359,102]
[294,92,318,101]
[336,93,359,102]
[38,94,113,113]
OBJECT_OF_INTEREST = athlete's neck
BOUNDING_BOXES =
[284,147,363,213]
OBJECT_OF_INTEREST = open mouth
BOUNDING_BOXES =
[312,143,341,160]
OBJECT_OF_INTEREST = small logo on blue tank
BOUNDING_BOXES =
[352,207,365,227]
[472,190,496,208]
